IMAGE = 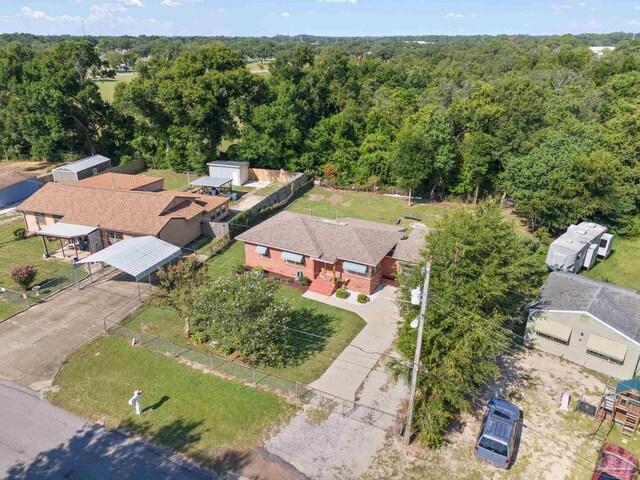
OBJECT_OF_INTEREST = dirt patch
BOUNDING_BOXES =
[309,194,325,202]
[326,194,344,206]
[363,349,608,480]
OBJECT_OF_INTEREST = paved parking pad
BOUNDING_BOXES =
[0,273,148,391]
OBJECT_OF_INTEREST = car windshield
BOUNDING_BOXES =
[599,473,620,480]
[479,437,508,457]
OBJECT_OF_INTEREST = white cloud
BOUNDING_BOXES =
[444,12,464,18]
[90,3,127,14]
[551,4,571,12]
[20,7,50,20]
[123,0,144,6]
[161,0,182,6]
[281,12,290,17]
[635,6,640,10]
[18,6,81,23]
[318,0,357,3]
[578,2,586,5]
[629,19,640,25]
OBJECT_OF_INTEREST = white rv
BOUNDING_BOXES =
[545,222,613,273]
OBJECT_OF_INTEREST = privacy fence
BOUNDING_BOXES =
[106,319,401,433]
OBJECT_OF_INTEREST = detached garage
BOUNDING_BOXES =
[207,160,249,186]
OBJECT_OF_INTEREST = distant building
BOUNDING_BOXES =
[0,171,40,208]
[590,46,616,57]
[526,272,640,379]
[207,160,250,187]
[52,155,112,184]
[77,172,163,192]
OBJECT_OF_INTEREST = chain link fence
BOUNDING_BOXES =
[106,319,401,433]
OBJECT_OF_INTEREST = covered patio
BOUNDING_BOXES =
[37,222,101,260]
[74,236,183,301]
[189,176,233,197]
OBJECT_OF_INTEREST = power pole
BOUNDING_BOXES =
[403,258,432,445]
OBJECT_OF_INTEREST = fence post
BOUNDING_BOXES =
[172,341,176,357]
[252,368,256,384]
[295,381,299,399]
[209,353,213,369]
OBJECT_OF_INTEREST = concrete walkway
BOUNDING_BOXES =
[306,285,400,400]
[0,272,149,391]
[0,380,220,480]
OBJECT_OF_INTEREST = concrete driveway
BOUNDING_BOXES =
[0,272,148,391]
[0,380,219,480]
[305,285,401,400]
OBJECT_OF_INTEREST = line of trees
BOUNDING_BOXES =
[2,34,640,232]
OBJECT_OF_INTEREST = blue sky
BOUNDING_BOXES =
[1,1,640,37]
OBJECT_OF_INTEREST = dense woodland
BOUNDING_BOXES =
[1,33,640,234]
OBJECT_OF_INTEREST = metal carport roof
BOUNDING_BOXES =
[76,236,182,281]
[189,176,232,188]
[37,222,98,239]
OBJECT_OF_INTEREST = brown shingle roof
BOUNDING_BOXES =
[76,172,163,191]
[391,228,429,263]
[236,211,405,266]
[18,183,207,236]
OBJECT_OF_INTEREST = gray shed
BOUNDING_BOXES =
[52,155,112,184]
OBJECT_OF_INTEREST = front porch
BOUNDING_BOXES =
[37,222,103,261]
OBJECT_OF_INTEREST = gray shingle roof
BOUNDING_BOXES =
[535,272,640,343]
[236,211,405,266]
[391,227,429,263]
[53,155,111,173]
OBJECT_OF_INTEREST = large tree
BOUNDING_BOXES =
[396,203,542,447]
[192,273,294,366]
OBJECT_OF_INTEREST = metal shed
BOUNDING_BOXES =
[75,236,182,300]
[52,155,112,183]
[206,160,249,186]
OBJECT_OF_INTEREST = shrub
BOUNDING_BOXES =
[231,263,248,275]
[298,276,310,286]
[252,265,265,275]
[357,293,370,304]
[10,264,38,291]
[335,288,349,299]
[13,227,27,240]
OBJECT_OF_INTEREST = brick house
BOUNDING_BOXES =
[236,211,427,295]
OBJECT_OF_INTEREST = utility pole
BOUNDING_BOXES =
[403,258,432,445]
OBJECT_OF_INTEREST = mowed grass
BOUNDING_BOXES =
[48,336,294,459]
[286,186,456,228]
[139,169,190,191]
[0,219,76,289]
[93,73,136,103]
[123,240,366,384]
[582,238,640,290]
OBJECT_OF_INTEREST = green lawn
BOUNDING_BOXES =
[582,238,640,290]
[0,219,81,320]
[255,183,285,197]
[48,336,294,462]
[139,169,190,191]
[93,73,136,103]
[286,186,457,228]
[123,240,366,384]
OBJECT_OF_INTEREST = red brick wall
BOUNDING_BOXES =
[335,259,384,295]
[244,243,316,279]
[381,256,398,280]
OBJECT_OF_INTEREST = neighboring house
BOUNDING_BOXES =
[525,272,640,379]
[207,160,250,186]
[18,182,230,251]
[76,172,164,192]
[0,171,40,207]
[236,211,427,295]
[52,155,112,183]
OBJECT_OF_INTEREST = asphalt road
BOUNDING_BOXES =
[0,380,222,480]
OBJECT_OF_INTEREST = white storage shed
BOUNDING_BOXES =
[206,161,249,186]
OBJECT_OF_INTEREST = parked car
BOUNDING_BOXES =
[474,397,521,469]
[592,443,639,480]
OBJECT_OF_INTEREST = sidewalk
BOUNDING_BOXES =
[305,285,400,400]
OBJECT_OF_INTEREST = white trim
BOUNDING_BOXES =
[529,308,640,347]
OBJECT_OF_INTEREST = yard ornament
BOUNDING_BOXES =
[128,389,144,415]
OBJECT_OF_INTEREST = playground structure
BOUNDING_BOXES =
[590,379,640,443]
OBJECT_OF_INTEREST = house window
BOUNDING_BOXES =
[35,213,46,229]
[586,349,624,366]
[536,331,569,346]
[255,245,270,259]
[92,167,98,176]
[286,258,304,266]
[343,261,370,277]
[281,251,304,265]
[52,215,63,223]
[106,230,123,245]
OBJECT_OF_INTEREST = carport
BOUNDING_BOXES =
[189,176,233,197]
[74,236,182,301]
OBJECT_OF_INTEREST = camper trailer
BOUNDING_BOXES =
[546,222,613,273]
